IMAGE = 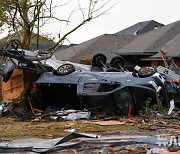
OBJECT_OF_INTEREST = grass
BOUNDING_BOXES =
[0,117,137,139]
[0,116,179,140]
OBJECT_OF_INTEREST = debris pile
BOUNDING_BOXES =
[0,132,179,153]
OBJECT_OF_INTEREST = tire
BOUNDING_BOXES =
[110,56,125,69]
[92,53,107,67]
[138,66,157,77]
[56,64,75,75]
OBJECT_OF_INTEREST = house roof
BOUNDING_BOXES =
[54,34,136,62]
[117,20,180,58]
[0,33,55,51]
[146,33,180,60]
[115,20,164,36]
[30,35,55,50]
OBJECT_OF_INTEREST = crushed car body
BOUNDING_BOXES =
[0,42,179,115]
[36,67,169,114]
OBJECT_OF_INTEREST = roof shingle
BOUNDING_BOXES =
[117,20,180,57]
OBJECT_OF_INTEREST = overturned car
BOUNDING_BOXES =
[0,43,179,115]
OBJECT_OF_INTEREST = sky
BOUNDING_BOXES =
[1,0,180,45]
[47,0,180,45]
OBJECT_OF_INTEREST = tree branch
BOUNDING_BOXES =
[47,17,92,52]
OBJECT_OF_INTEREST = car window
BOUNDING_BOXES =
[97,83,120,92]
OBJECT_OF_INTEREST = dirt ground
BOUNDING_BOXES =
[0,115,179,139]
[0,115,179,153]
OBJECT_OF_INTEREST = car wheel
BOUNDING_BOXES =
[56,64,75,75]
[110,56,125,69]
[138,66,157,77]
[92,53,107,67]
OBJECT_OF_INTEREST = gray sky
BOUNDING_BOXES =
[57,0,180,43]
[1,0,180,45]
[48,0,179,44]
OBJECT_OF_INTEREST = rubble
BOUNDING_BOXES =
[0,41,179,153]
[0,132,179,153]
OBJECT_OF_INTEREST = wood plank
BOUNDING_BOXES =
[2,85,23,100]
[2,69,24,100]
[1,69,38,100]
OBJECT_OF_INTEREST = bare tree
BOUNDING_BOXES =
[0,0,115,50]
[0,1,13,29]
